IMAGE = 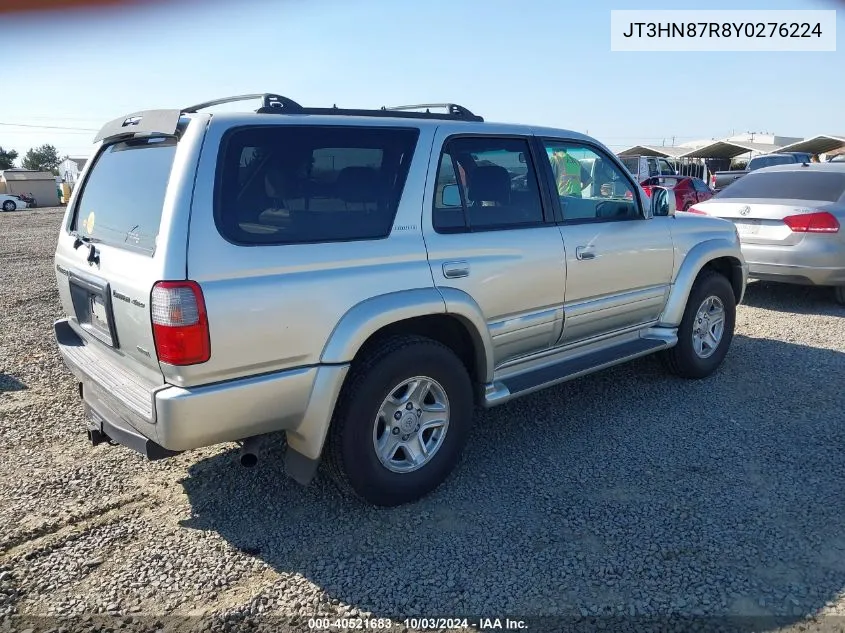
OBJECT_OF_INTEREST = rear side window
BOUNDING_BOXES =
[72,137,177,254]
[216,125,419,245]
[715,171,845,202]
[621,157,639,174]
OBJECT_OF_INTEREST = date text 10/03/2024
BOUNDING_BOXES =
[307,618,528,630]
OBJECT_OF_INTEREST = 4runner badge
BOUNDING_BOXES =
[84,211,96,234]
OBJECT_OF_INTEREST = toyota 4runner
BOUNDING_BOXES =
[53,94,748,506]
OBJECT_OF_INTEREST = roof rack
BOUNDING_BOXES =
[182,93,305,114]
[182,93,484,121]
[383,103,483,121]
[94,94,483,144]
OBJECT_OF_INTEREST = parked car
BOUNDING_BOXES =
[689,162,845,305]
[619,154,677,182]
[0,193,28,211]
[52,94,747,507]
[640,175,715,211]
[710,152,814,192]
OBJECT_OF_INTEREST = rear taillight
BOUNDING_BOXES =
[151,281,210,365]
[709,175,716,188]
[782,211,840,233]
[685,205,708,215]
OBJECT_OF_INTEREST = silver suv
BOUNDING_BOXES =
[53,94,748,506]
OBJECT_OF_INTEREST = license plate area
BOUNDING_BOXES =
[68,272,119,348]
[734,219,761,237]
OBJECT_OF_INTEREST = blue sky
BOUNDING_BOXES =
[0,0,842,160]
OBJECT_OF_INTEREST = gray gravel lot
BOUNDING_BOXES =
[1,207,844,633]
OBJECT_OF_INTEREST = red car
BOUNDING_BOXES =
[639,175,714,211]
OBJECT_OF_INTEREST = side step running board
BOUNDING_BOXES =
[485,337,672,406]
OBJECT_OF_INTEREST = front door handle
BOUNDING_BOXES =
[442,261,470,279]
[575,246,595,260]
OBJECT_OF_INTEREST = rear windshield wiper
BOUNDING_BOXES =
[70,230,102,250]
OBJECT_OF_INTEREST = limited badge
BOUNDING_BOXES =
[84,211,95,234]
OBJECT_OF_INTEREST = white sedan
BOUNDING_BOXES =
[0,194,28,211]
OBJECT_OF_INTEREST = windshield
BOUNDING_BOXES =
[72,137,177,254]
[714,170,845,202]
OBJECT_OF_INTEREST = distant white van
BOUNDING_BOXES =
[619,155,676,183]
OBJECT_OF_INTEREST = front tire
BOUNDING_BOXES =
[2,201,15,212]
[663,270,736,379]
[324,335,474,506]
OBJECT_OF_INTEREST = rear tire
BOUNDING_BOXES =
[324,335,474,506]
[834,286,845,306]
[662,269,736,379]
[2,201,15,212]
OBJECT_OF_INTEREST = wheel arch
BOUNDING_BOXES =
[320,287,494,387]
[660,240,746,327]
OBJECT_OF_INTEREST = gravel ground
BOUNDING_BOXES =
[1,207,844,633]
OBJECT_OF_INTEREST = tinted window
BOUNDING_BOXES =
[748,155,795,170]
[540,141,639,222]
[216,125,419,244]
[658,159,675,174]
[715,171,845,202]
[621,157,639,174]
[692,178,710,192]
[432,137,544,232]
[72,138,176,254]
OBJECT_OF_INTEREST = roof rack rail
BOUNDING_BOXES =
[180,94,484,122]
[383,103,483,122]
[182,93,304,114]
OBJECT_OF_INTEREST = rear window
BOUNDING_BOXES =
[72,137,176,254]
[748,155,795,170]
[621,157,639,174]
[216,125,419,245]
[715,170,845,202]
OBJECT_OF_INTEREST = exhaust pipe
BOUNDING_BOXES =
[239,436,261,468]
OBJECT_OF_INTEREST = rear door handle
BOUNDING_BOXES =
[575,246,595,260]
[442,261,470,279]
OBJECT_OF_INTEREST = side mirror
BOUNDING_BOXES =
[518,152,526,164]
[650,186,676,217]
[441,183,462,207]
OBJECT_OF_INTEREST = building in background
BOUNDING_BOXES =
[57,157,88,185]
[0,169,60,207]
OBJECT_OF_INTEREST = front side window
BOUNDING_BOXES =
[216,125,419,244]
[432,136,545,232]
[539,141,640,222]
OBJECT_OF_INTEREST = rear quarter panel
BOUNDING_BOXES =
[179,116,439,387]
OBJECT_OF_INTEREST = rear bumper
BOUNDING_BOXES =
[54,319,348,468]
[742,241,845,286]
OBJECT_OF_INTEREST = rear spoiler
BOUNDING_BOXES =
[93,109,183,144]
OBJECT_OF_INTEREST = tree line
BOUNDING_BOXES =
[0,144,65,173]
